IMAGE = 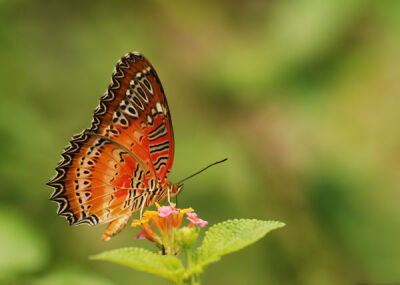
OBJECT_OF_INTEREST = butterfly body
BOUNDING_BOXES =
[47,52,181,240]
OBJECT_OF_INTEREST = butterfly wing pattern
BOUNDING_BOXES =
[47,52,177,240]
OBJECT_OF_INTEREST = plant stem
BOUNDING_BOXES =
[183,248,201,285]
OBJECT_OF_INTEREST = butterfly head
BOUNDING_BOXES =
[166,182,183,197]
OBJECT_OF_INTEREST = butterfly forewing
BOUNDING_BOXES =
[48,52,175,227]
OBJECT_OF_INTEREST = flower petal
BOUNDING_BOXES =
[186,212,198,219]
[131,219,142,227]
[193,218,208,227]
[141,223,161,243]
[136,229,147,240]
[181,207,194,214]
[158,206,179,217]
[186,212,208,228]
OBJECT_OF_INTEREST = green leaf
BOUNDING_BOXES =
[90,247,184,283]
[195,219,285,268]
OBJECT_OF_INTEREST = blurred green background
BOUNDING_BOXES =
[1,0,400,284]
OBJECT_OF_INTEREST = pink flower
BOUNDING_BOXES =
[186,212,208,228]
[135,223,160,243]
[131,203,208,255]
[136,230,147,240]
[158,205,179,217]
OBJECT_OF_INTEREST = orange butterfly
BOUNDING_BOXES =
[47,52,182,241]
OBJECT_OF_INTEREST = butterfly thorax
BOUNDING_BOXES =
[148,181,181,205]
[168,182,183,196]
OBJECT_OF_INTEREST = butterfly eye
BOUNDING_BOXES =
[171,184,183,196]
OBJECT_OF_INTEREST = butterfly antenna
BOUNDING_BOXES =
[177,158,228,186]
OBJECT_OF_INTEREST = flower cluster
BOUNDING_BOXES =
[131,203,208,255]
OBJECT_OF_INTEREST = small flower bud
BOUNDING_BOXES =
[175,227,199,250]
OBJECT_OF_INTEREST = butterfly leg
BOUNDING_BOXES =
[139,193,148,220]
[102,213,134,241]
[167,188,171,204]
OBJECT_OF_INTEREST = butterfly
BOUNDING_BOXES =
[47,52,183,241]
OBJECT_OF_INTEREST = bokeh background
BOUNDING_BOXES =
[1,1,400,284]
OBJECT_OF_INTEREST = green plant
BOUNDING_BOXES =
[90,204,285,284]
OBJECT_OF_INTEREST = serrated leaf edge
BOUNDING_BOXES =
[90,247,185,282]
